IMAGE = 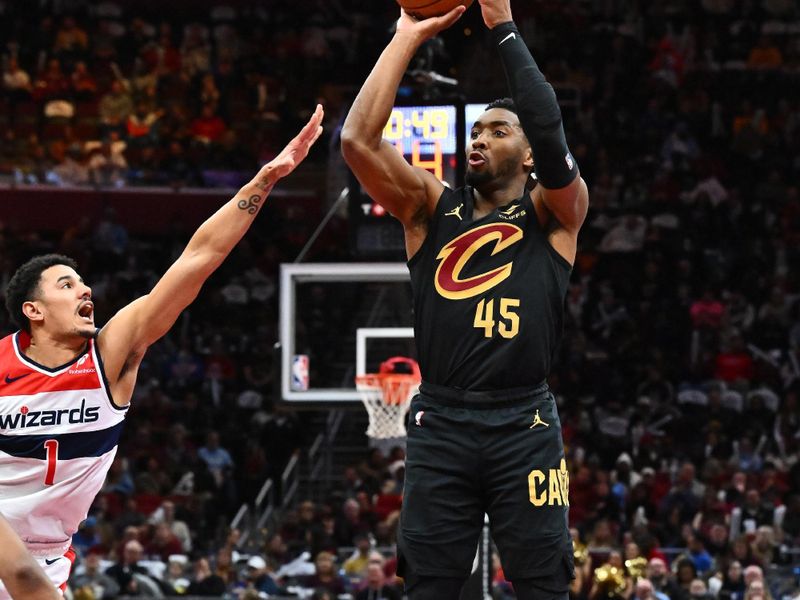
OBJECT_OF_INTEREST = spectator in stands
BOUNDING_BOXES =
[647,557,682,600]
[311,511,339,557]
[126,101,161,145]
[738,567,771,600]
[598,215,648,253]
[162,555,191,595]
[99,79,133,127]
[69,551,121,599]
[689,578,712,600]
[373,477,402,523]
[265,533,291,567]
[732,437,765,473]
[633,578,666,600]
[211,547,238,588]
[691,289,725,330]
[245,555,282,596]
[149,500,192,553]
[69,61,97,100]
[163,423,197,479]
[743,579,772,600]
[144,522,183,561]
[190,103,227,145]
[105,540,154,596]
[736,490,775,536]
[53,16,89,64]
[343,533,373,578]
[336,497,373,547]
[675,558,699,599]
[180,23,211,79]
[72,516,102,556]
[198,73,221,112]
[33,58,70,102]
[661,462,705,524]
[186,557,227,596]
[354,554,401,600]
[747,36,783,70]
[198,430,235,488]
[716,560,746,600]
[2,56,33,101]
[301,551,347,595]
[102,456,135,496]
[715,333,755,383]
[88,139,128,187]
[52,143,90,186]
[135,455,172,495]
[685,531,713,575]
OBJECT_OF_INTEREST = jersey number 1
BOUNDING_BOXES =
[44,440,59,486]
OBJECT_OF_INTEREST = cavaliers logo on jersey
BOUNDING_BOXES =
[434,223,523,300]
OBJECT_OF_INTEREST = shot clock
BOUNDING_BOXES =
[382,105,458,185]
[349,104,462,258]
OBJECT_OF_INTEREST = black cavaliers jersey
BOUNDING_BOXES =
[408,186,571,390]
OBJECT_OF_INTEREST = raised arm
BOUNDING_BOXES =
[97,106,324,404]
[341,9,464,234]
[0,515,61,600]
[479,0,588,261]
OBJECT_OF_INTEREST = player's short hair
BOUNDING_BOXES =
[5,254,79,333]
[485,97,517,113]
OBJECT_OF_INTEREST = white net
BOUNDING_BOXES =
[356,374,419,439]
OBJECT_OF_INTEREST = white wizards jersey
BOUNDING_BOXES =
[0,331,128,556]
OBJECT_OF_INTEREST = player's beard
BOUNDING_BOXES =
[465,156,521,190]
[465,167,493,188]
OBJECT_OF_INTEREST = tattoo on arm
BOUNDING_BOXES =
[254,170,276,192]
[238,194,263,215]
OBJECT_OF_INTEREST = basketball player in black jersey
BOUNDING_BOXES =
[341,0,588,598]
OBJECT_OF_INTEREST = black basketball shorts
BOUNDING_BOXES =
[397,382,574,586]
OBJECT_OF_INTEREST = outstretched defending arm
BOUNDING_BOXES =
[98,106,324,403]
[0,515,61,600]
[479,0,588,244]
[341,9,464,237]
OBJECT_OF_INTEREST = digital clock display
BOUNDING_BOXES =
[382,105,457,186]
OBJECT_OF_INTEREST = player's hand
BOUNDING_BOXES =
[477,0,513,29]
[395,5,466,44]
[252,104,324,189]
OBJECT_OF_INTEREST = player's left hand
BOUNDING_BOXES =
[253,104,324,189]
[477,0,513,29]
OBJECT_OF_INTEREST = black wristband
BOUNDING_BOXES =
[490,21,578,189]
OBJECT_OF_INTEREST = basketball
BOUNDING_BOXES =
[397,0,474,20]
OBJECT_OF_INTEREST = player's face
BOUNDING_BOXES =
[27,265,95,339]
[466,108,533,189]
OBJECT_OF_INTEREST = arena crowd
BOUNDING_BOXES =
[1,0,799,598]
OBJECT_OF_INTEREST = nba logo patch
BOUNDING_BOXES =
[565,153,574,170]
[291,355,309,391]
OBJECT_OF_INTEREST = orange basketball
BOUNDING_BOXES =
[397,0,474,20]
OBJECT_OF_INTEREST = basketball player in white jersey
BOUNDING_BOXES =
[0,514,60,599]
[0,105,324,597]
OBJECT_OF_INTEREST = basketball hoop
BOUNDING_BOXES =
[355,357,421,439]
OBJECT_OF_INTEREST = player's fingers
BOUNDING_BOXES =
[293,105,323,142]
[299,107,325,144]
[432,4,466,29]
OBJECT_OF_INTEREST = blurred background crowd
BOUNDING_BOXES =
[1,0,799,598]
